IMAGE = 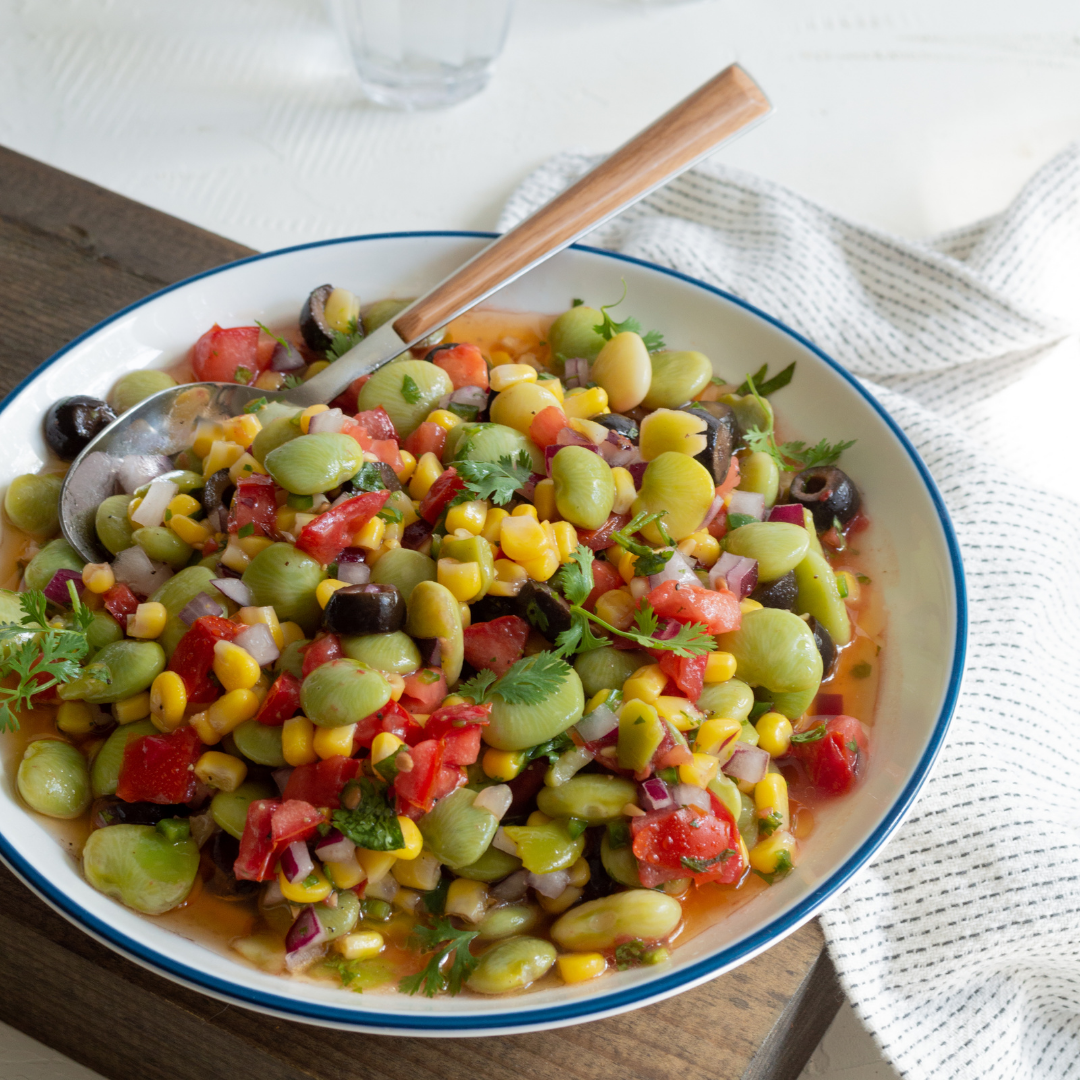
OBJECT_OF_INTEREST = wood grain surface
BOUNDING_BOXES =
[0,144,841,1080]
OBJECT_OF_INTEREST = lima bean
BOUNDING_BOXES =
[551,890,682,952]
[95,495,136,555]
[132,526,193,569]
[356,359,452,439]
[314,889,360,940]
[697,678,754,722]
[600,830,642,888]
[57,640,165,704]
[231,719,287,766]
[264,433,364,495]
[484,664,584,751]
[793,549,852,646]
[536,773,637,825]
[110,369,177,414]
[501,819,584,874]
[4,474,62,535]
[0,589,38,658]
[633,452,716,542]
[551,446,615,530]
[445,423,545,474]
[642,350,713,410]
[211,780,277,839]
[340,631,421,674]
[573,647,650,699]
[17,739,91,819]
[404,581,464,685]
[370,547,436,604]
[467,937,557,995]
[737,451,781,509]
[242,543,326,634]
[419,787,498,870]
[455,845,523,883]
[547,305,606,364]
[725,522,810,582]
[590,332,651,413]
[91,720,157,798]
[251,414,301,465]
[300,659,391,728]
[24,538,84,592]
[477,904,539,940]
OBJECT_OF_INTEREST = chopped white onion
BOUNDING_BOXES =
[575,704,619,743]
[308,408,345,435]
[547,744,595,786]
[111,545,172,596]
[473,784,513,821]
[212,577,253,607]
[337,561,371,585]
[672,784,711,809]
[709,552,758,598]
[727,490,766,521]
[188,810,216,848]
[492,827,520,857]
[130,478,178,528]
[284,941,324,972]
[648,548,699,589]
[491,870,530,902]
[629,577,650,600]
[525,870,571,899]
[235,622,280,666]
[118,455,172,496]
[262,878,285,907]
[365,874,399,903]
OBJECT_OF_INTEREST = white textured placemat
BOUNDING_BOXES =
[501,145,1080,1080]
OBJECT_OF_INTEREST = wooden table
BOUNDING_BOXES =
[0,145,842,1080]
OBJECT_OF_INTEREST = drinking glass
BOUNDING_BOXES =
[326,0,515,110]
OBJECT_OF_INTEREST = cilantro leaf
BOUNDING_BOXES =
[451,451,533,507]
[753,848,794,885]
[243,396,268,414]
[398,917,479,997]
[457,669,499,706]
[757,810,783,839]
[282,373,304,390]
[330,779,404,851]
[351,461,389,492]
[524,730,574,765]
[591,282,666,352]
[400,374,422,404]
[326,317,365,362]
[681,849,734,873]
[493,652,571,705]
[736,362,795,397]
[611,510,674,577]
[377,506,403,525]
[790,724,827,744]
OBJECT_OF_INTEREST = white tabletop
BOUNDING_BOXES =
[1,1,1078,1077]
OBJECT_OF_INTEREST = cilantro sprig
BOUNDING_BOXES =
[326,318,365,361]
[742,374,855,472]
[736,362,795,397]
[459,652,571,708]
[553,546,716,659]
[592,282,666,352]
[398,917,479,997]
[790,724,827,744]
[681,849,735,874]
[400,374,422,404]
[0,586,94,733]
[449,451,534,508]
[330,779,404,852]
[610,510,675,577]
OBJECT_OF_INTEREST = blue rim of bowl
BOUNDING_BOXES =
[0,230,967,1032]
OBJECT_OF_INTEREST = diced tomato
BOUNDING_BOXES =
[393,738,443,812]
[439,725,484,767]
[192,325,264,383]
[354,407,397,442]
[430,763,467,802]
[717,457,740,498]
[423,702,492,741]
[369,439,402,471]
[301,634,343,678]
[234,799,278,881]
[419,467,466,524]
[270,799,325,850]
[790,715,868,796]
[283,758,363,809]
[255,671,302,726]
[646,580,741,635]
[167,615,241,705]
[427,343,489,392]
[227,474,279,537]
[403,421,447,462]
[295,490,391,565]
[116,726,202,805]
[577,513,631,551]
[329,375,370,415]
[584,560,624,611]
[102,583,140,620]
[463,616,529,676]
[353,699,419,748]
[631,803,746,887]
[658,652,707,703]
[399,668,447,713]
[529,405,568,448]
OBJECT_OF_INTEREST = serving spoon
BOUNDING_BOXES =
[59,65,770,562]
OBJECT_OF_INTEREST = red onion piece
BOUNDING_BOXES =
[280,839,314,885]
[545,440,599,475]
[628,461,648,488]
[43,569,84,605]
[117,455,173,496]
[179,591,226,626]
[235,622,280,666]
[284,910,326,970]
[673,784,711,809]
[491,869,530,902]
[525,869,571,898]
[315,828,356,863]
[516,472,544,502]
[112,546,172,596]
[598,431,636,467]
[130,478,179,528]
[654,618,682,641]
[768,503,806,525]
[702,491,726,529]
[337,561,371,585]
[727,490,766,521]
[575,703,619,743]
[710,552,758,598]
[722,744,770,783]
[308,408,345,435]
[648,549,699,590]
[271,767,293,795]
[212,577,253,608]
[271,341,306,372]
[562,357,589,389]
[640,777,674,812]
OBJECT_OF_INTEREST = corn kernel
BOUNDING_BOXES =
[237,606,284,649]
[538,376,564,402]
[316,579,350,609]
[425,408,464,432]
[325,856,366,891]
[355,848,396,884]
[437,558,483,602]
[586,688,614,713]
[566,858,592,889]
[395,448,417,484]
[168,514,210,547]
[127,602,167,640]
[623,664,668,704]
[740,598,764,613]
[445,878,489,922]
[304,359,331,380]
[352,516,385,551]
[237,534,273,558]
[371,731,404,765]
[655,696,704,731]
[228,451,267,484]
[483,748,527,781]
[695,717,742,756]
[755,772,790,827]
[836,569,861,603]
[390,816,424,860]
[254,370,284,391]
[392,852,443,891]
[194,750,248,791]
[219,537,250,573]
[336,931,384,960]
[499,515,548,561]
[213,639,262,692]
[314,722,357,759]
[481,507,509,543]
[678,752,719,788]
[81,562,115,594]
[551,521,579,562]
[704,651,737,683]
[222,413,262,447]
[678,529,721,569]
[251,671,271,705]
[519,547,560,582]
[190,689,260,744]
[533,478,558,522]
[193,420,224,459]
[490,349,512,366]
[167,494,201,518]
[568,418,610,445]
[279,866,333,904]
[408,452,444,500]
[610,467,636,515]
[445,499,488,536]
[557,952,607,983]
[594,588,636,630]
[300,403,330,434]
[756,711,793,757]
[113,692,151,724]
[150,671,188,732]
[126,496,143,522]
[562,385,609,419]
[279,622,305,649]
[527,810,551,827]
[749,830,797,876]
[386,673,405,701]
[56,701,97,735]
[282,716,318,765]
[538,884,584,914]
[510,503,538,519]
[489,363,538,392]
[202,440,244,478]
[617,547,638,584]
[489,558,529,597]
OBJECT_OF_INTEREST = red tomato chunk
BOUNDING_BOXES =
[116,727,202,805]
[255,671,302,726]
[790,715,868,796]
[646,580,741,635]
[631,803,746,887]
[283,758,363,809]
[168,615,241,706]
[295,490,390,565]
[192,325,264,383]
[463,616,529,676]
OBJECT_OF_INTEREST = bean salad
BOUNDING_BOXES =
[0,287,878,997]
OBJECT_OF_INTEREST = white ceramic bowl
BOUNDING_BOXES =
[0,233,965,1035]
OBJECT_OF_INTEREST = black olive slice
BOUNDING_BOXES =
[594,413,639,442]
[44,396,116,461]
[517,581,574,641]
[788,467,861,531]
[680,402,738,485]
[750,570,798,610]
[807,616,837,677]
[299,284,336,352]
[323,582,406,636]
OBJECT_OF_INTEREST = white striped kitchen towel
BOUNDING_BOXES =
[501,144,1080,1080]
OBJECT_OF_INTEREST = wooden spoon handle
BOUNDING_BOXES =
[392,64,770,346]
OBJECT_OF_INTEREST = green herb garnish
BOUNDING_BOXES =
[754,848,794,885]
[736,362,795,397]
[237,522,254,538]
[243,396,268,414]
[450,451,534,507]
[592,282,666,352]
[681,849,734,874]
[331,779,404,852]
[398,917,479,997]
[459,652,571,708]
[400,374,422,404]
[757,810,783,839]
[326,318,364,362]
[790,724,827,744]
[610,510,674,577]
